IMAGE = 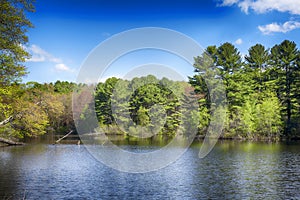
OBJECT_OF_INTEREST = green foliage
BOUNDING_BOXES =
[239,97,257,138]
[190,41,299,140]
[94,76,186,136]
[0,86,13,118]
[269,40,299,136]
[95,77,119,125]
[238,93,282,140]
[0,0,34,85]
[245,44,269,93]
[0,82,78,138]
[256,94,282,139]
[12,99,49,138]
[54,80,76,94]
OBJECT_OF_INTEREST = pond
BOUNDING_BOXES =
[0,141,300,199]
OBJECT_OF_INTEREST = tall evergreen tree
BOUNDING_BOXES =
[215,43,243,111]
[269,40,299,136]
[245,44,270,94]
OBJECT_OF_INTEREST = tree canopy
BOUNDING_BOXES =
[190,40,300,140]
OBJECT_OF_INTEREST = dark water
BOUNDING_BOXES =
[0,141,300,199]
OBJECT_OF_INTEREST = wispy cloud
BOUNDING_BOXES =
[26,44,75,73]
[258,21,300,34]
[220,0,300,15]
[235,38,243,45]
[220,0,239,6]
[27,44,61,63]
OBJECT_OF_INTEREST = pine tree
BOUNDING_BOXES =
[269,40,299,136]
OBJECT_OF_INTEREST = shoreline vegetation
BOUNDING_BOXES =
[1,1,300,146]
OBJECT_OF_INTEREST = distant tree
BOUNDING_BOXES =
[129,77,181,135]
[94,77,119,125]
[54,81,76,94]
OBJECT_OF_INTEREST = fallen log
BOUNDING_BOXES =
[0,137,24,145]
[54,130,74,144]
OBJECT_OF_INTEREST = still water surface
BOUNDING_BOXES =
[0,141,300,199]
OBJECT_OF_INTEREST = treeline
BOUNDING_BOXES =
[190,40,300,140]
[89,40,300,141]
[92,76,192,137]
[1,40,300,141]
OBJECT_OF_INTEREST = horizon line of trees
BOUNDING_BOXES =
[1,40,300,140]
[1,0,300,141]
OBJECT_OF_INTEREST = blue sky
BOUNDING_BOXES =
[24,0,300,83]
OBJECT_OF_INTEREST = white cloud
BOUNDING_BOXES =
[220,0,300,15]
[258,21,300,34]
[219,0,300,35]
[55,63,72,72]
[27,45,61,63]
[221,0,239,6]
[235,38,243,45]
[26,44,75,73]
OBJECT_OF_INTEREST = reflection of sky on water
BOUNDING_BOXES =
[0,142,300,199]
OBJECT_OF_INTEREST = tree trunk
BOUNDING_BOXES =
[0,116,13,126]
[285,66,292,136]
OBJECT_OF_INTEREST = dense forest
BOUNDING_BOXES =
[191,41,300,140]
[1,0,300,143]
